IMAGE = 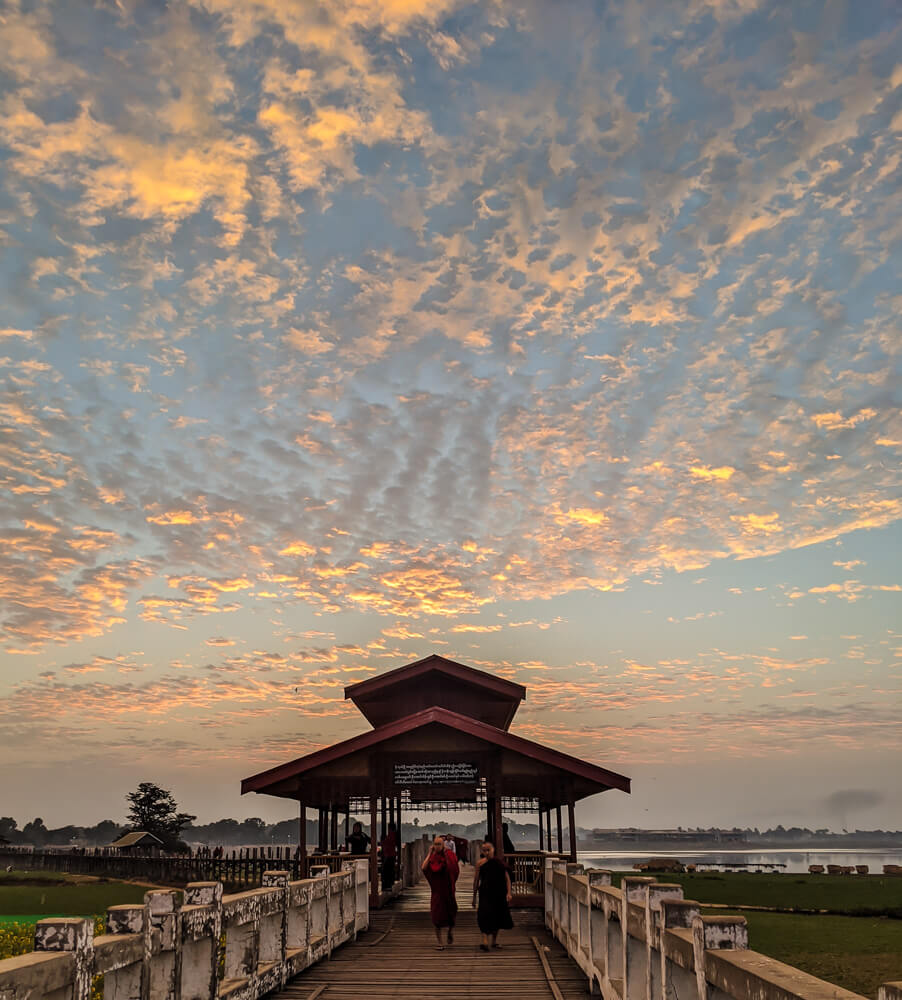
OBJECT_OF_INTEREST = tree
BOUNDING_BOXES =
[22,818,48,847]
[125,782,196,851]
[0,817,19,844]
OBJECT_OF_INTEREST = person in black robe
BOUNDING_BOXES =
[472,841,513,950]
[346,821,370,854]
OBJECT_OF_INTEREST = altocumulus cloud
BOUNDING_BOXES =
[0,0,900,825]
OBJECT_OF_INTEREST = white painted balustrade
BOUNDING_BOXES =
[0,862,369,1000]
[544,858,902,1000]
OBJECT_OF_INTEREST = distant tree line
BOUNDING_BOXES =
[3,807,899,851]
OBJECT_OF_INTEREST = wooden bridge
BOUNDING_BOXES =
[278,865,587,1000]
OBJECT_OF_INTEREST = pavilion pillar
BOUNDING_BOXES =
[298,800,307,878]
[545,808,552,853]
[494,794,504,863]
[486,795,495,845]
[556,805,563,854]
[567,798,577,862]
[369,796,379,908]
[538,805,544,851]
[344,808,350,847]
[394,796,401,881]
[317,808,327,852]
[381,797,387,839]
[330,804,339,851]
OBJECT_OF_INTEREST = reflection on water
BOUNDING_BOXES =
[577,849,902,874]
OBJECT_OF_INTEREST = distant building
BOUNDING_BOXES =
[589,828,746,844]
[109,831,164,853]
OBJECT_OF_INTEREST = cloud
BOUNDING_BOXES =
[822,789,886,816]
[0,0,899,826]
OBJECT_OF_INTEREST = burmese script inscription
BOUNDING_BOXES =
[393,762,478,786]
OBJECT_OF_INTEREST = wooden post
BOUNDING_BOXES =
[555,805,563,854]
[395,796,402,882]
[317,808,326,852]
[494,795,504,863]
[330,804,338,851]
[381,797,387,839]
[486,795,495,845]
[369,796,379,908]
[344,806,350,847]
[538,805,544,851]
[545,808,552,852]
[567,799,577,862]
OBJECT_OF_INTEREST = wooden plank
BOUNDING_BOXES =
[531,935,565,1000]
[274,863,589,1000]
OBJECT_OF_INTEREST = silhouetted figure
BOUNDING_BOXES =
[347,821,370,854]
[381,822,398,890]
[473,841,513,950]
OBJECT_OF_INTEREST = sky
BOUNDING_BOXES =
[0,0,900,836]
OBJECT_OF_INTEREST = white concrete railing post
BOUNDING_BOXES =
[550,860,568,941]
[565,863,584,956]
[35,917,95,1000]
[659,898,700,1000]
[586,870,612,997]
[691,914,748,1000]
[144,889,181,1000]
[260,871,290,991]
[620,877,655,1000]
[0,868,371,1000]
[104,904,146,999]
[644,883,683,1000]
[179,881,222,1000]
[544,856,554,929]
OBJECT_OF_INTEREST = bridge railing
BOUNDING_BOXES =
[507,851,566,895]
[0,861,369,1000]
[543,858,902,1000]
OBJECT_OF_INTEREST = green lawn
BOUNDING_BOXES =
[0,874,154,968]
[725,910,902,999]
[603,871,902,998]
[0,881,150,917]
[608,870,902,915]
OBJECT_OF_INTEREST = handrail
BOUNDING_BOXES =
[0,861,370,1000]
[543,858,902,1000]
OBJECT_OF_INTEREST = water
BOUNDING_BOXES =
[577,849,902,874]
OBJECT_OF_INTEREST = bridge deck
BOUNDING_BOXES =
[277,866,588,1000]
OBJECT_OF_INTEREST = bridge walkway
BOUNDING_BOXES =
[277,865,588,1000]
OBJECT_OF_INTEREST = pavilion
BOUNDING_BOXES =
[242,654,630,905]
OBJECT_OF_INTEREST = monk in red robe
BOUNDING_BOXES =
[421,834,460,948]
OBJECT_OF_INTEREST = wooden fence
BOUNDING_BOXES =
[1,846,360,890]
[0,862,369,1000]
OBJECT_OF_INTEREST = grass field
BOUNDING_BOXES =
[608,869,902,915]
[604,870,902,998]
[727,910,902,998]
[0,879,151,918]
[0,871,158,965]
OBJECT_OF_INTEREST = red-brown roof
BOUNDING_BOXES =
[241,705,630,805]
[344,653,526,730]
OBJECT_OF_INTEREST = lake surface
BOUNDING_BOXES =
[577,849,902,874]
